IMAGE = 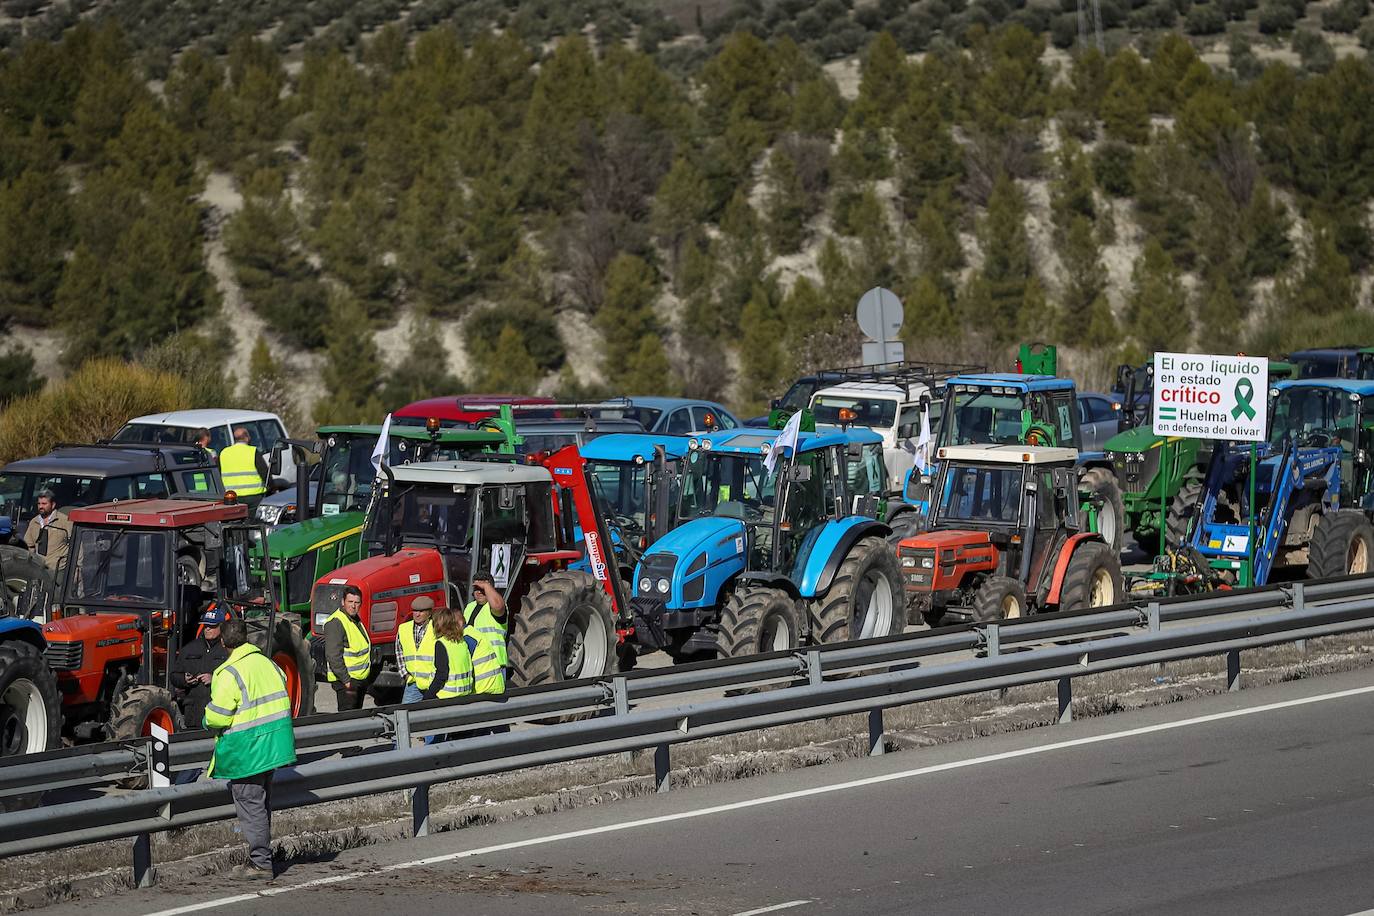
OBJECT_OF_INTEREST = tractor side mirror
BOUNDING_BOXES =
[790,464,813,483]
[268,445,282,477]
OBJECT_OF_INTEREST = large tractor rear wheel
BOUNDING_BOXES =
[1163,470,1205,554]
[1,547,57,620]
[717,586,802,659]
[0,639,60,810]
[809,536,904,644]
[509,570,618,688]
[1057,540,1122,612]
[252,619,316,718]
[1080,468,1125,556]
[1308,510,1374,579]
[971,576,1028,622]
[885,510,923,549]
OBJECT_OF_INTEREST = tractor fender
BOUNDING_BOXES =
[1045,532,1105,605]
[0,617,46,652]
[737,571,802,600]
[801,518,891,598]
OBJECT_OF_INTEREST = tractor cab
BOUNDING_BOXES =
[899,445,1120,622]
[40,499,312,743]
[579,434,691,573]
[311,448,632,691]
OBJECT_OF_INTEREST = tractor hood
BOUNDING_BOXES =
[267,512,364,558]
[905,529,993,550]
[1103,425,1161,455]
[633,515,747,611]
[309,547,447,641]
[43,612,142,643]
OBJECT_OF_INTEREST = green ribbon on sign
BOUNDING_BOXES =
[1232,377,1256,421]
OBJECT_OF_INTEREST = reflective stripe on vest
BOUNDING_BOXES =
[463,601,507,668]
[468,631,505,695]
[398,619,437,689]
[220,443,265,496]
[206,648,292,731]
[435,636,473,699]
[327,609,372,682]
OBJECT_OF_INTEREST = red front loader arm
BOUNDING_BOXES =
[541,445,632,625]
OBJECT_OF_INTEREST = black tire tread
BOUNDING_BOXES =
[717,586,801,659]
[1164,470,1205,553]
[254,620,316,718]
[1057,540,1122,611]
[808,536,904,644]
[1308,509,1374,579]
[508,569,617,689]
[1080,467,1126,555]
[1,548,57,618]
[971,576,1028,622]
[0,639,61,755]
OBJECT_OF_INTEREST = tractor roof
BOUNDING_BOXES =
[948,373,1073,392]
[702,427,881,455]
[3,445,213,477]
[580,433,693,462]
[388,460,552,486]
[938,444,1079,465]
[315,425,507,443]
[126,408,280,427]
[1288,347,1365,357]
[1273,378,1374,396]
[67,498,248,527]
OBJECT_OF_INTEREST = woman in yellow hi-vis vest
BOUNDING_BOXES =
[324,585,372,711]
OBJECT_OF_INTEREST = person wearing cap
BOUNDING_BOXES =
[23,489,71,575]
[464,572,508,676]
[170,604,231,735]
[397,596,437,705]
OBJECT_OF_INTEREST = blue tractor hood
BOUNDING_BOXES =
[633,515,748,611]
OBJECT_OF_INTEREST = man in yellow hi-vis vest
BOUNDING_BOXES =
[397,595,437,705]
[324,585,372,711]
[220,427,268,499]
[205,617,296,880]
[465,572,508,675]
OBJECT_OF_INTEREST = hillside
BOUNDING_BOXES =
[2,0,1374,429]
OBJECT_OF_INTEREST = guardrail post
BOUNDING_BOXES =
[868,708,885,756]
[132,727,170,888]
[1147,602,1166,676]
[654,743,671,793]
[1227,650,1242,692]
[985,624,1000,658]
[395,710,429,837]
[133,834,154,888]
[806,649,823,687]
[1292,583,1307,652]
[613,677,634,764]
[1057,677,1072,724]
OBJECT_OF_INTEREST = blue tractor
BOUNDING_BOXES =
[935,372,1125,554]
[1155,379,1374,590]
[628,425,904,662]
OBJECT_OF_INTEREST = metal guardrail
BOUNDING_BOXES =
[0,576,1364,800]
[3,576,1374,888]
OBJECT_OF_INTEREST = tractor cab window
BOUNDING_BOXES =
[0,473,30,516]
[177,468,220,495]
[366,484,475,548]
[588,460,649,539]
[943,391,1028,446]
[1037,470,1058,529]
[476,483,553,575]
[1269,387,1357,452]
[811,396,897,430]
[321,435,380,514]
[846,443,886,498]
[68,528,170,607]
[1047,391,1077,446]
[220,526,272,606]
[937,464,1023,525]
[678,451,777,522]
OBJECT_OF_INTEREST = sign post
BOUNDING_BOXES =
[1152,352,1269,586]
[855,287,905,366]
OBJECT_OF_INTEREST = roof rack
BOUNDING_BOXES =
[811,361,987,391]
[454,398,633,417]
[50,442,216,473]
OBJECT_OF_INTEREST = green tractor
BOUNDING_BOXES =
[1106,358,1298,555]
[261,416,520,626]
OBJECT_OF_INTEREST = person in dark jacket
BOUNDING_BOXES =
[324,585,372,711]
[170,605,230,729]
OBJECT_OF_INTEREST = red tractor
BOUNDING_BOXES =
[309,445,632,696]
[40,499,314,743]
[898,445,1122,622]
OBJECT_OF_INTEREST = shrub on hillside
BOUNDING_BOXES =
[466,303,566,374]
[1360,18,1374,48]
[1321,0,1367,31]
[1257,0,1298,30]
[1185,2,1226,33]
[0,359,191,464]
[1093,141,1136,197]
[1293,28,1335,71]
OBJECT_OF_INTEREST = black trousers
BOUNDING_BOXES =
[333,684,366,712]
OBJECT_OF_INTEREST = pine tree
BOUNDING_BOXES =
[245,335,302,433]
[597,254,661,390]
[913,189,965,298]
[1242,182,1293,278]
[0,166,71,327]
[893,97,963,216]
[163,46,224,146]
[653,156,712,280]
[395,162,471,316]
[977,173,1033,343]
[1132,133,1199,268]
[383,317,463,407]
[712,190,766,334]
[313,291,386,425]
[789,76,845,137]
[1276,218,1357,318]
[622,335,679,395]
[1100,54,1151,146]
[475,325,540,393]
[848,32,910,130]
[902,273,960,349]
[1018,276,1055,342]
[314,187,396,320]
[68,58,149,163]
[0,343,42,407]
[106,102,198,192]
[766,145,809,256]
[514,36,602,211]
[1127,239,1191,353]
[1050,139,1096,239]
[1057,215,1108,345]
[738,281,788,416]
[1197,272,1246,350]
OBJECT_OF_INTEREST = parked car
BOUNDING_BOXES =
[624,397,740,435]
[114,409,295,482]
[392,395,555,428]
[1077,392,1125,451]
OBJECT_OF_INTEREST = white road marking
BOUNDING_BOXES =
[141,683,1374,916]
[732,901,812,915]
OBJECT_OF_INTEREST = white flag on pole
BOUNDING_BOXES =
[914,408,932,472]
[764,410,804,474]
[371,413,392,474]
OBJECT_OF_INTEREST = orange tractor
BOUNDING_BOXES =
[898,445,1122,623]
[40,499,313,742]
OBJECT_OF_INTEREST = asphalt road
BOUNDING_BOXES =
[53,664,1374,916]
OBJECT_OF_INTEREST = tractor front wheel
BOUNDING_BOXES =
[717,586,802,659]
[0,639,60,810]
[252,619,316,718]
[809,536,905,644]
[1080,468,1125,556]
[109,685,180,789]
[1057,540,1122,611]
[509,570,618,688]
[971,576,1028,622]
[1308,510,1374,579]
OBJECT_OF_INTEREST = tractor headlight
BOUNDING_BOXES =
[901,556,916,567]
[656,578,670,594]
[257,504,283,524]
[313,613,328,628]
[639,576,652,592]
[921,557,934,569]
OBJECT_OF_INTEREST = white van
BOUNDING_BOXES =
[113,409,296,483]
[809,380,942,492]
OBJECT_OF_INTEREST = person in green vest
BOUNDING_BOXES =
[324,585,372,711]
[220,426,268,501]
[204,616,296,880]
[466,572,508,676]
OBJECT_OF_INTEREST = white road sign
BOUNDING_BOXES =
[1152,352,1268,442]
